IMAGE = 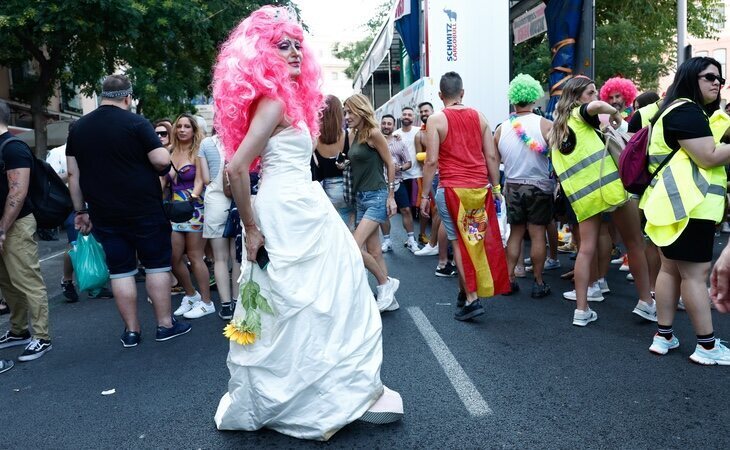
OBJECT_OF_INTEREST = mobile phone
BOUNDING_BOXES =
[256,246,270,270]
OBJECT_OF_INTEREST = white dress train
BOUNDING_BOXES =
[214,125,385,441]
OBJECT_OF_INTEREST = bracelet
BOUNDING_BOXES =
[243,221,256,228]
[492,184,502,194]
[421,195,430,200]
[75,209,89,215]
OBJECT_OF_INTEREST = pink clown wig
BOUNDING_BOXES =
[599,77,638,106]
[212,6,324,159]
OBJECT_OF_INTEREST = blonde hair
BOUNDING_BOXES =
[170,113,204,160]
[344,94,378,144]
[548,77,595,153]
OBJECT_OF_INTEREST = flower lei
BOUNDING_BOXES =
[509,114,548,156]
[223,263,274,345]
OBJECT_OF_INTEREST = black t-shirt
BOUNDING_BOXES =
[627,111,643,133]
[661,102,712,150]
[0,132,34,219]
[66,105,164,224]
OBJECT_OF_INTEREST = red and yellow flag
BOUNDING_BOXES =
[444,186,510,297]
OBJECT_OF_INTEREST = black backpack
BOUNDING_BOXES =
[0,137,73,228]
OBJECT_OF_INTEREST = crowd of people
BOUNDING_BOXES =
[1,3,730,442]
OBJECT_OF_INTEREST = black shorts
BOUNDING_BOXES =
[505,183,553,225]
[394,183,410,209]
[660,219,715,263]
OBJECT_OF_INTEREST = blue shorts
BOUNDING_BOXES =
[435,188,458,241]
[321,177,354,225]
[64,212,78,243]
[356,188,388,225]
[393,183,410,209]
[93,216,172,279]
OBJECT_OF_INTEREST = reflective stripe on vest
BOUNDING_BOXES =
[567,171,621,204]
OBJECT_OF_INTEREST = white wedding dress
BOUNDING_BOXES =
[214,125,386,441]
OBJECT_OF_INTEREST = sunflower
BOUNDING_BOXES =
[223,322,257,346]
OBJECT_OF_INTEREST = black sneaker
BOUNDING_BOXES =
[120,330,141,348]
[435,262,457,278]
[88,288,114,299]
[531,282,551,299]
[156,319,192,342]
[62,280,79,303]
[456,291,467,308]
[503,280,520,296]
[0,329,31,349]
[454,300,484,321]
[219,302,234,320]
[18,338,52,362]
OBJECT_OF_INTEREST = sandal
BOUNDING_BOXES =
[0,298,9,316]
[560,270,575,280]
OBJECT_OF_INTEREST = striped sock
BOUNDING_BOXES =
[697,332,716,350]
[657,324,673,340]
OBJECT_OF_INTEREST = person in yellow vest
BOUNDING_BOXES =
[641,57,730,364]
[548,76,655,327]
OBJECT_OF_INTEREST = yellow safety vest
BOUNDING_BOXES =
[638,101,661,128]
[640,100,728,246]
[551,107,627,221]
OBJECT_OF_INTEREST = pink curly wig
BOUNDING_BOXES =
[212,6,323,159]
[599,77,638,106]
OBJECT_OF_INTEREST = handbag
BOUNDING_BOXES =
[163,162,195,223]
[222,201,241,238]
[341,132,355,205]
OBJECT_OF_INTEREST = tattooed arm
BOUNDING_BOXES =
[0,167,30,251]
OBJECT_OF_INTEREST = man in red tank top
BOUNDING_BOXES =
[420,72,510,321]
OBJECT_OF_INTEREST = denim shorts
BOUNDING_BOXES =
[435,188,458,241]
[356,188,388,225]
[92,215,172,279]
[322,177,354,224]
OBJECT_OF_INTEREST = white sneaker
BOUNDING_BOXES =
[381,239,393,253]
[626,273,634,281]
[632,299,657,322]
[563,283,604,302]
[573,308,598,326]
[597,278,610,294]
[414,243,439,256]
[405,239,420,254]
[677,297,686,310]
[689,340,730,365]
[183,300,216,319]
[649,334,680,355]
[375,278,400,312]
[619,262,630,272]
[174,291,201,316]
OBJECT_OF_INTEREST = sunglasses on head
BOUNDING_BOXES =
[698,73,726,85]
[156,131,169,137]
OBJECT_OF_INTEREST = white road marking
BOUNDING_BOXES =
[39,250,66,263]
[406,306,492,416]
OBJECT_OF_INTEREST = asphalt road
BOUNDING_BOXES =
[2,223,730,449]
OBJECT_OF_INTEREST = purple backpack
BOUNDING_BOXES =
[618,101,684,195]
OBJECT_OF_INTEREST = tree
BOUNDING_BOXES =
[0,0,289,157]
[333,0,391,80]
[512,0,725,91]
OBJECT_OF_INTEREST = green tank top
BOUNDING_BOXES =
[349,138,386,193]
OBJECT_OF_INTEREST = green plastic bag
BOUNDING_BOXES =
[68,234,110,292]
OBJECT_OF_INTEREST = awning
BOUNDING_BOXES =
[15,121,73,148]
[353,13,395,92]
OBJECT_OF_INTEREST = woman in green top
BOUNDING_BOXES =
[343,94,400,313]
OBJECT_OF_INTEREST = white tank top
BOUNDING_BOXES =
[498,113,551,184]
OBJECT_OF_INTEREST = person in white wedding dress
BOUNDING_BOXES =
[211,6,403,441]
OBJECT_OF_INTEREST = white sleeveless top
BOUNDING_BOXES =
[498,113,551,190]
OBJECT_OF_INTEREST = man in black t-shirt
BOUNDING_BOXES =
[0,100,52,361]
[66,74,191,347]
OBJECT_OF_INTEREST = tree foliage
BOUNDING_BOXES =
[513,0,725,91]
[333,0,391,80]
[0,0,291,155]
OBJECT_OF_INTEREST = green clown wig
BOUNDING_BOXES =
[508,73,544,106]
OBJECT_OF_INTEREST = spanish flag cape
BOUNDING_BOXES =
[443,186,510,297]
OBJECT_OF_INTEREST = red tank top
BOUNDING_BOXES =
[439,108,488,187]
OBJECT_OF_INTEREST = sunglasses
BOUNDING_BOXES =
[156,131,169,137]
[698,73,726,85]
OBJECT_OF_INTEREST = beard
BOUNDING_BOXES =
[401,118,413,127]
[420,115,429,124]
